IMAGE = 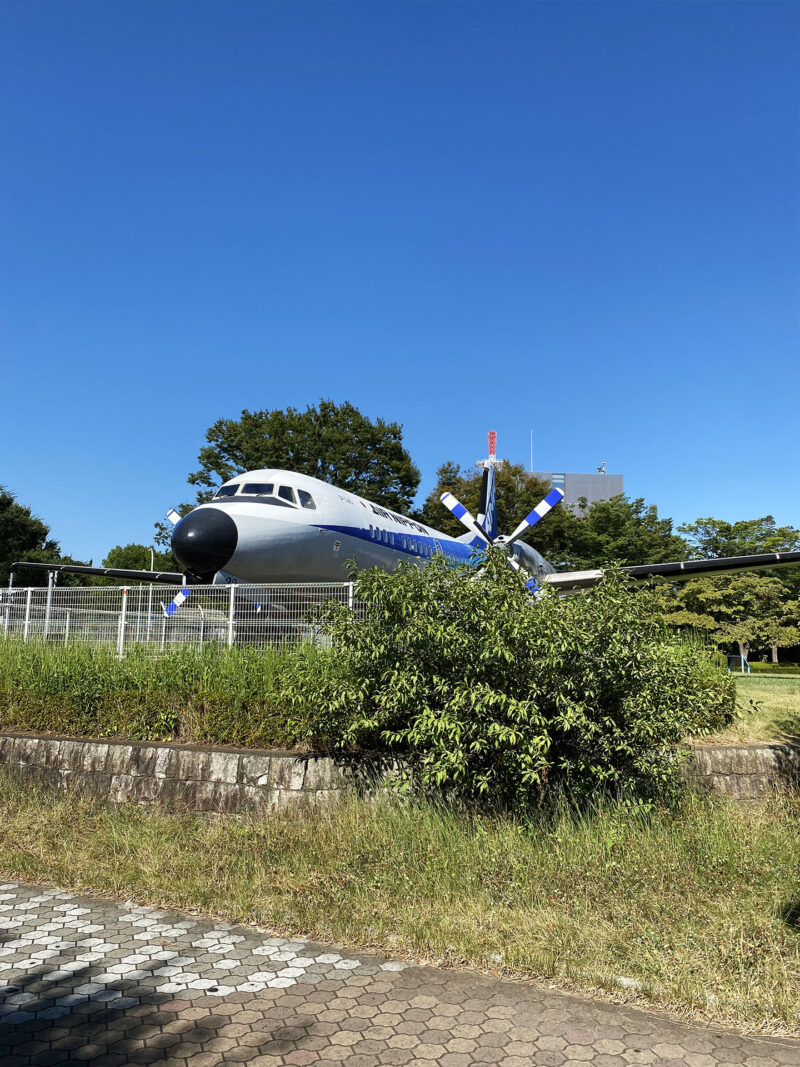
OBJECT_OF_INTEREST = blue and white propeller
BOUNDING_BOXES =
[440,485,565,591]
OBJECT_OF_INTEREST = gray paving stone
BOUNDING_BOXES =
[1,880,799,1066]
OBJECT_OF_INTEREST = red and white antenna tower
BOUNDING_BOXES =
[478,430,502,470]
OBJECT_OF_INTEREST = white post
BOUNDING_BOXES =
[64,610,71,644]
[146,584,154,643]
[44,571,54,639]
[117,587,128,658]
[227,585,236,647]
[198,605,205,646]
[3,601,9,637]
[22,587,32,642]
[348,582,354,611]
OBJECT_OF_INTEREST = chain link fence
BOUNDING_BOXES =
[0,582,361,652]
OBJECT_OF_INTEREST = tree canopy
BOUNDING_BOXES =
[0,486,86,587]
[187,400,420,512]
[655,573,800,662]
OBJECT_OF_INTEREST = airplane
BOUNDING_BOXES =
[14,433,800,593]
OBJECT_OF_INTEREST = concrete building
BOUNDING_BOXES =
[533,468,624,512]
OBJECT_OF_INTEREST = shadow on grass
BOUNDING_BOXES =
[780,897,800,935]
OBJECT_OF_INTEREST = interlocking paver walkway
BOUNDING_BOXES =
[1,880,798,1065]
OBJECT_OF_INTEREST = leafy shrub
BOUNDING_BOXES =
[285,551,736,806]
[746,662,800,675]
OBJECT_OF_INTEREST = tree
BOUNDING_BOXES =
[679,516,800,597]
[103,544,177,572]
[187,400,421,512]
[0,486,87,586]
[656,573,800,662]
[565,495,690,570]
[678,515,800,558]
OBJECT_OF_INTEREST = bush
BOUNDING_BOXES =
[285,551,736,806]
[746,662,800,675]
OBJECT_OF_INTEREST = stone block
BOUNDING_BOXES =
[106,744,136,776]
[82,742,110,774]
[130,776,160,804]
[59,740,87,773]
[269,757,306,791]
[84,773,113,799]
[39,738,64,769]
[211,781,243,813]
[206,750,241,784]
[271,787,314,812]
[302,758,345,791]
[174,748,212,782]
[108,773,138,804]
[186,780,217,811]
[153,747,179,780]
[239,753,272,788]
[129,744,159,777]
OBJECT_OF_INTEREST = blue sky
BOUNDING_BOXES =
[2,0,798,564]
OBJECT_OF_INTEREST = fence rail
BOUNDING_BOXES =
[0,582,359,651]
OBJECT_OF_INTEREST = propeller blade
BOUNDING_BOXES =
[163,588,192,617]
[165,508,182,526]
[440,492,491,545]
[504,488,565,547]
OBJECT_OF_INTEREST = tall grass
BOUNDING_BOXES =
[0,777,798,1033]
[0,639,315,748]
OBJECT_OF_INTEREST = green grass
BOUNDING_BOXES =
[0,777,798,1034]
[706,675,800,744]
[0,639,310,749]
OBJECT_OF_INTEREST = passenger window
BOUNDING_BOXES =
[278,486,297,505]
[402,536,407,550]
[297,489,316,510]
[241,483,274,496]
[214,485,239,498]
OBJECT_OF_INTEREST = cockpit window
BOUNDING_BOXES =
[297,489,316,510]
[214,485,239,498]
[241,483,274,496]
[278,485,297,505]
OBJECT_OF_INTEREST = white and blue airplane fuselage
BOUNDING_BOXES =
[170,468,556,584]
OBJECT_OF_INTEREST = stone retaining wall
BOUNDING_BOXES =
[686,742,800,799]
[0,732,797,811]
[0,732,389,814]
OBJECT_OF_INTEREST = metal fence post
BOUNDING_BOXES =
[146,584,154,643]
[44,571,54,639]
[117,587,128,658]
[348,582,354,611]
[22,588,32,642]
[64,611,71,644]
[227,585,236,647]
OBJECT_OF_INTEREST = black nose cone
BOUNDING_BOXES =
[172,508,238,578]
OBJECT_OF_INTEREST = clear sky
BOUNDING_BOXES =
[2,0,798,564]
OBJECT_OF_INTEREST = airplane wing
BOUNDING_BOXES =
[11,562,186,585]
[542,550,800,592]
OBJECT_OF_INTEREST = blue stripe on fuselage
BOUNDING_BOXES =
[315,523,479,563]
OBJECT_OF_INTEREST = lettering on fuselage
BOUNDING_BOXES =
[368,503,428,535]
